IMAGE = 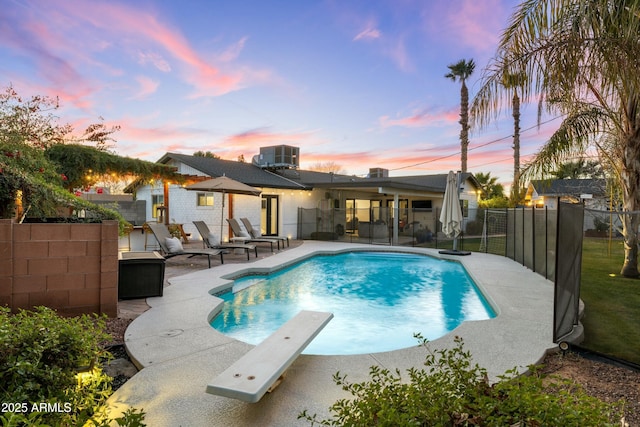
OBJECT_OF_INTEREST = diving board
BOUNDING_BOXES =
[206,310,333,403]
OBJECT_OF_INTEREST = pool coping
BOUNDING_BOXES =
[107,241,560,426]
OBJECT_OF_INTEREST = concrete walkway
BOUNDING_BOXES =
[107,241,558,426]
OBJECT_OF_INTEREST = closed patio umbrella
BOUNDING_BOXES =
[186,175,261,240]
[438,170,470,255]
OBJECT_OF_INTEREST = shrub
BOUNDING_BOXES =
[299,335,624,426]
[0,306,146,426]
[464,219,483,236]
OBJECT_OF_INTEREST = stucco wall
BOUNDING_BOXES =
[0,219,118,317]
[135,183,305,241]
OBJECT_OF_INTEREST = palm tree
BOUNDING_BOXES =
[551,160,603,180]
[475,172,504,199]
[446,59,476,173]
[471,0,640,278]
[500,72,526,203]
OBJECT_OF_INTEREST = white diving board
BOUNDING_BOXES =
[206,310,333,403]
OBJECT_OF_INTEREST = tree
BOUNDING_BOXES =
[194,150,219,158]
[0,85,179,224]
[308,161,345,174]
[500,72,527,204]
[474,172,505,199]
[471,0,640,277]
[551,159,604,180]
[445,59,476,173]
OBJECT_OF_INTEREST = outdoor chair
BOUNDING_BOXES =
[192,221,258,260]
[227,218,279,251]
[147,223,224,268]
[240,218,289,248]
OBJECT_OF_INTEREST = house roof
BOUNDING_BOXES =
[158,153,308,190]
[128,152,479,196]
[528,179,608,198]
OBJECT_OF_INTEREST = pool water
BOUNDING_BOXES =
[211,252,495,355]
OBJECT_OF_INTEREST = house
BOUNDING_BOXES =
[525,178,614,233]
[126,146,481,245]
[525,179,609,209]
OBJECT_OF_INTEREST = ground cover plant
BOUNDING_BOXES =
[0,306,145,426]
[300,335,624,426]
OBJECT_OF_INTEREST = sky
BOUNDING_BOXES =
[0,0,561,188]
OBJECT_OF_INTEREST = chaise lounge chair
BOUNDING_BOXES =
[240,218,290,248]
[192,221,258,260]
[227,218,280,251]
[147,223,224,268]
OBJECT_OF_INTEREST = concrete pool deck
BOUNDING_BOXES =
[107,241,559,426]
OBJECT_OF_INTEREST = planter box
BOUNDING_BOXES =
[118,252,165,299]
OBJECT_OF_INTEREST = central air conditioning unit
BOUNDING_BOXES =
[252,145,300,169]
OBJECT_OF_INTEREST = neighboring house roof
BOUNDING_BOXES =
[527,179,608,200]
[127,152,480,196]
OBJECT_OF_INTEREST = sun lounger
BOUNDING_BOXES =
[206,310,333,403]
[192,221,258,261]
[240,217,289,248]
[147,223,224,268]
[227,218,279,251]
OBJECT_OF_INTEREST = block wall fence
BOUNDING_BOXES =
[0,219,119,317]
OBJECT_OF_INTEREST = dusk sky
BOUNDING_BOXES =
[0,0,561,187]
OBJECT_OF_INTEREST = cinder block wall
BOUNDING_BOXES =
[0,219,118,317]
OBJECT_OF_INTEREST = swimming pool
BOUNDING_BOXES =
[211,251,495,355]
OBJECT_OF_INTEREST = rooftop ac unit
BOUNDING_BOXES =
[368,168,389,178]
[253,145,300,169]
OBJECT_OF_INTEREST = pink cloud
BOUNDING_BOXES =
[224,128,318,151]
[302,151,380,167]
[217,37,249,63]
[55,1,244,96]
[0,10,98,110]
[10,0,269,101]
[424,0,507,53]
[137,51,171,72]
[354,24,381,41]
[131,76,160,100]
[380,108,459,128]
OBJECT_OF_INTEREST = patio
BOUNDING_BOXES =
[108,240,558,426]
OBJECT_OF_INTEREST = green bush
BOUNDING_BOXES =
[300,335,624,426]
[0,306,145,426]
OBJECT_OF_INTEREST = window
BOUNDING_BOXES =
[197,192,214,206]
[411,200,432,210]
[151,195,164,218]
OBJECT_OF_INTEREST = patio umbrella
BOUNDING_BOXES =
[186,175,262,240]
[439,171,470,255]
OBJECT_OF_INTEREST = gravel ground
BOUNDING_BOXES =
[540,351,640,426]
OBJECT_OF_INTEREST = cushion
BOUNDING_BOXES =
[165,236,184,253]
[207,232,220,246]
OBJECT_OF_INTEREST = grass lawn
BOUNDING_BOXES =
[414,234,639,364]
[580,237,640,365]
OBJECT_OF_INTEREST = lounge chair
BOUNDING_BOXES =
[147,223,224,268]
[192,221,258,260]
[227,218,279,251]
[240,218,290,248]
